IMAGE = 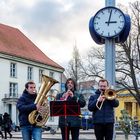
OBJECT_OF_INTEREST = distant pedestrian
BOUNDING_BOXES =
[0,114,4,139]
[3,112,12,139]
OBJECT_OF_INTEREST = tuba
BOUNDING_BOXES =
[96,89,117,110]
[28,74,58,126]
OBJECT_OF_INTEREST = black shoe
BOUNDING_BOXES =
[10,134,12,138]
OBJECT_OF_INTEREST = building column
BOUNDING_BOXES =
[132,102,137,118]
[11,103,17,124]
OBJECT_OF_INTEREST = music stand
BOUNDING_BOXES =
[50,100,80,140]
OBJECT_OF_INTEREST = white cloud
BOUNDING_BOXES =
[0,0,133,68]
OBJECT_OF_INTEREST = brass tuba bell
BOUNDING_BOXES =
[28,74,58,126]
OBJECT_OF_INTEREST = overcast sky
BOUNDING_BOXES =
[0,0,135,68]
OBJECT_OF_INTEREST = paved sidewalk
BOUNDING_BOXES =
[2,130,139,140]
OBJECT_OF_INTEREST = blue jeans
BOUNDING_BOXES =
[21,125,42,140]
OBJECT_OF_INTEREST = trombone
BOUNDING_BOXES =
[96,89,117,110]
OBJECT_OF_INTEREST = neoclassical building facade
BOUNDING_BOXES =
[0,23,64,126]
[115,89,140,121]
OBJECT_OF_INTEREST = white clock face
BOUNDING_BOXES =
[93,7,125,38]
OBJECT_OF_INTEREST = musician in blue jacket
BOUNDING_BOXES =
[88,79,119,140]
[17,81,42,140]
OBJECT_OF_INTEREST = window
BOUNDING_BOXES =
[49,71,54,78]
[39,69,44,83]
[27,66,33,80]
[9,82,18,97]
[125,102,132,116]
[10,63,17,77]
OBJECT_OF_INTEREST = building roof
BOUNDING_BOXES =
[0,23,64,70]
[78,80,97,89]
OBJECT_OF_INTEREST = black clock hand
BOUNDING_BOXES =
[107,9,112,26]
[105,21,117,24]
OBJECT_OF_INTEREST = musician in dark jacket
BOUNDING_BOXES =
[16,81,42,140]
[88,79,119,140]
[56,78,86,140]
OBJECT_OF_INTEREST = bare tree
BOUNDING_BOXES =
[116,1,140,103]
[80,46,105,81]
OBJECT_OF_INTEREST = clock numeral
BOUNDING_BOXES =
[120,20,124,23]
[94,22,98,25]
[108,8,112,13]
[114,9,117,14]
[108,32,110,37]
[119,14,123,18]
[96,27,100,31]
[101,31,104,36]
[114,30,117,34]
[118,26,122,30]
[95,16,100,20]
[101,11,105,15]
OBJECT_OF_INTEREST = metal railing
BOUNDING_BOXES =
[4,93,21,98]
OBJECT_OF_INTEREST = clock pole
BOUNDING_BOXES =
[105,0,116,140]
[105,0,115,6]
[89,1,131,140]
[105,0,116,88]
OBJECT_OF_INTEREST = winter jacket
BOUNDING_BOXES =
[0,115,3,126]
[56,91,86,127]
[3,113,12,129]
[88,89,119,124]
[16,90,37,126]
